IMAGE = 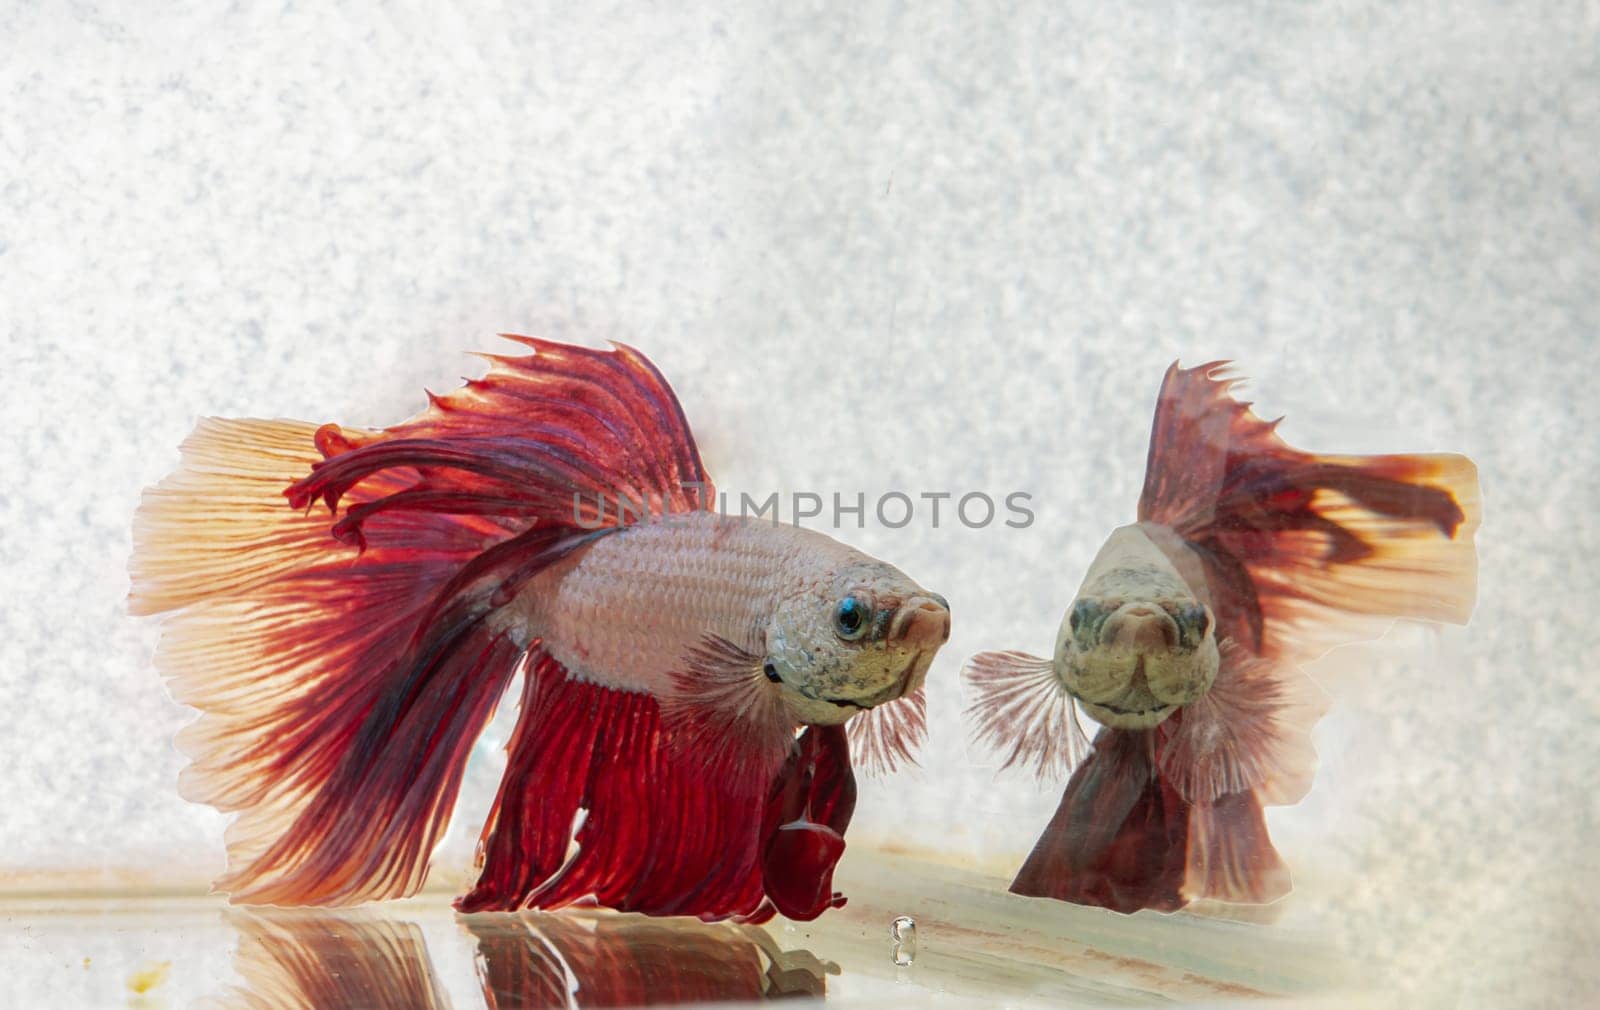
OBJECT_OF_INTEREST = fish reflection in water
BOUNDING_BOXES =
[211,909,835,1009]
[469,913,834,1006]
[210,913,449,1010]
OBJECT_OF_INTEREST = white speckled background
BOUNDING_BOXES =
[2,2,1596,1006]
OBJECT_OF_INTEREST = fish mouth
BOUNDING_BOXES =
[888,596,951,646]
[1075,656,1177,718]
[1089,699,1173,717]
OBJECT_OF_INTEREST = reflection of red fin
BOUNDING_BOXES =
[1182,790,1291,905]
[847,688,928,775]
[1138,361,1479,664]
[470,915,781,1009]
[131,340,716,906]
[962,650,1090,778]
[459,664,854,921]
[221,911,450,1010]
[471,918,574,1010]
[1010,729,1189,914]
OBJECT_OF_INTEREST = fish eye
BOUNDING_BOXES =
[1177,603,1214,640]
[833,596,868,641]
[1069,599,1094,634]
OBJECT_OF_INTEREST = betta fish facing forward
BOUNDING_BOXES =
[130,337,948,921]
[964,362,1478,915]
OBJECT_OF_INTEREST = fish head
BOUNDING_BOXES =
[766,559,951,726]
[1054,594,1218,730]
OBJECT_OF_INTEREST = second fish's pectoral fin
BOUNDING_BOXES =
[1159,640,1329,807]
[847,688,927,775]
[1136,361,1480,665]
[962,651,1091,779]
[1011,729,1189,913]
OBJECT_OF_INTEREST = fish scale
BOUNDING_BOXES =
[508,513,864,698]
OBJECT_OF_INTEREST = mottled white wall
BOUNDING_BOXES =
[3,2,1596,1005]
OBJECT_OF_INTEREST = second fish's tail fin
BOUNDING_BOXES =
[1138,361,1479,666]
[130,339,711,905]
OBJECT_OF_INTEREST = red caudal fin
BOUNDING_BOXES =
[1010,729,1189,914]
[130,340,714,906]
[1137,361,1479,665]
[459,663,855,922]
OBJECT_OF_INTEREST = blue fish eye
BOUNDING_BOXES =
[834,596,867,640]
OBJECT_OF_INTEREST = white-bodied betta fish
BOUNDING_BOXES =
[963,362,1478,914]
[131,337,948,921]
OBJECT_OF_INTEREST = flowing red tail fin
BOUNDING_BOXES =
[131,339,712,905]
[1136,361,1474,907]
[1138,360,1479,666]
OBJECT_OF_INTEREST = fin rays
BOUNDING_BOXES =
[846,688,928,776]
[131,340,721,908]
[962,651,1090,779]
[1139,361,1479,667]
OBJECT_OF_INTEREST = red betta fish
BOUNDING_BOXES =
[130,337,948,921]
[963,362,1478,914]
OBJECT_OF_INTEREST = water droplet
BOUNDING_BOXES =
[889,915,917,966]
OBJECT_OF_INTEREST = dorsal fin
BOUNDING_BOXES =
[287,338,714,540]
[1138,361,1478,664]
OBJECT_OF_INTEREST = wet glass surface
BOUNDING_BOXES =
[1,852,1356,1009]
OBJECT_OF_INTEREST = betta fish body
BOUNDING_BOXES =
[130,338,948,921]
[964,362,1478,914]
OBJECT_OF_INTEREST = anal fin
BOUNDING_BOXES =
[1010,729,1189,914]
[1182,791,1291,905]
[460,659,838,921]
